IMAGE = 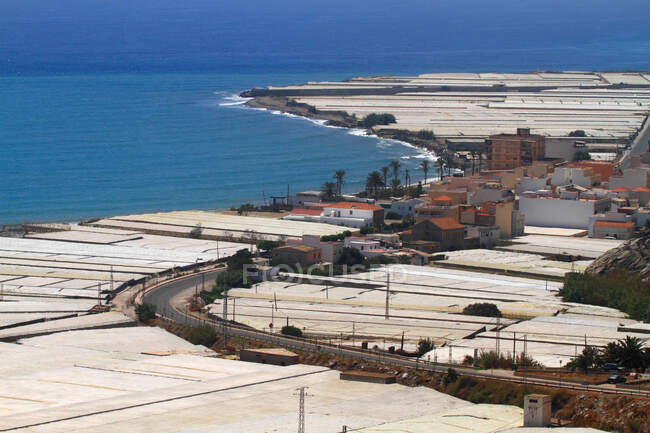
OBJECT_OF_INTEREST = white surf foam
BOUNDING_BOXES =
[218,94,252,106]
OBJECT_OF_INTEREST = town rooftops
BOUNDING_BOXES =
[324,201,383,211]
[593,221,634,228]
[427,217,464,230]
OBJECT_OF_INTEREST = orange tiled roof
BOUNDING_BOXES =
[632,187,650,192]
[325,202,383,211]
[432,195,453,202]
[427,217,464,230]
[593,221,634,228]
[610,187,631,192]
[291,208,323,216]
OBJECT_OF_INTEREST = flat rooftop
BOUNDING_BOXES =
[264,71,650,139]
[0,326,525,433]
[91,210,346,241]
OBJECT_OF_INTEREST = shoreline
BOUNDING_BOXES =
[243,95,444,155]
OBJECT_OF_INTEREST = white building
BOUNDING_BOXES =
[390,198,425,218]
[551,167,593,188]
[609,167,649,189]
[516,177,548,194]
[467,183,514,206]
[344,236,381,252]
[320,202,384,228]
[519,195,611,229]
[284,202,384,228]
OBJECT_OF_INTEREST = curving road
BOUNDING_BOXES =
[143,270,650,398]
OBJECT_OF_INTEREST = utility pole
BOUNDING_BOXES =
[97,282,101,306]
[495,316,501,356]
[513,331,516,360]
[222,289,228,348]
[110,265,114,292]
[385,268,390,320]
[202,273,205,291]
[296,386,308,433]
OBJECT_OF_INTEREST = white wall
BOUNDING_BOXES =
[516,177,548,194]
[609,168,648,189]
[519,197,596,229]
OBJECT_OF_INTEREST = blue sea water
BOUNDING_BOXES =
[2,0,650,224]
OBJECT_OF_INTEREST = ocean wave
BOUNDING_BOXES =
[218,94,252,106]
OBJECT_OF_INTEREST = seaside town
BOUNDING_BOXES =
[2,70,650,433]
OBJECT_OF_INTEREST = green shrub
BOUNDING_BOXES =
[417,338,434,357]
[187,324,218,346]
[573,150,591,161]
[281,325,303,337]
[416,129,435,140]
[336,247,365,266]
[257,240,280,252]
[360,113,396,128]
[385,211,402,220]
[462,303,502,318]
[569,129,587,137]
[189,223,202,239]
[559,272,650,322]
[360,226,376,235]
[135,303,157,323]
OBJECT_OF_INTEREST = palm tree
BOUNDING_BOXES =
[391,177,401,195]
[381,166,389,188]
[389,160,401,182]
[365,171,384,196]
[617,336,646,372]
[420,160,430,184]
[334,170,345,198]
[321,181,336,201]
[437,151,446,181]
[404,168,410,189]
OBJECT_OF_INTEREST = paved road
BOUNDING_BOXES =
[143,271,650,398]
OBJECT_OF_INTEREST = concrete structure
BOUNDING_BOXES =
[483,200,525,238]
[551,167,597,188]
[340,370,396,384]
[609,167,650,189]
[487,128,545,170]
[322,202,384,228]
[519,194,610,229]
[524,394,552,427]
[468,183,514,206]
[516,176,548,194]
[239,348,299,366]
[590,216,635,239]
[287,234,344,263]
[286,202,384,228]
[271,245,322,266]
[344,236,382,254]
[390,198,426,217]
[402,217,466,252]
